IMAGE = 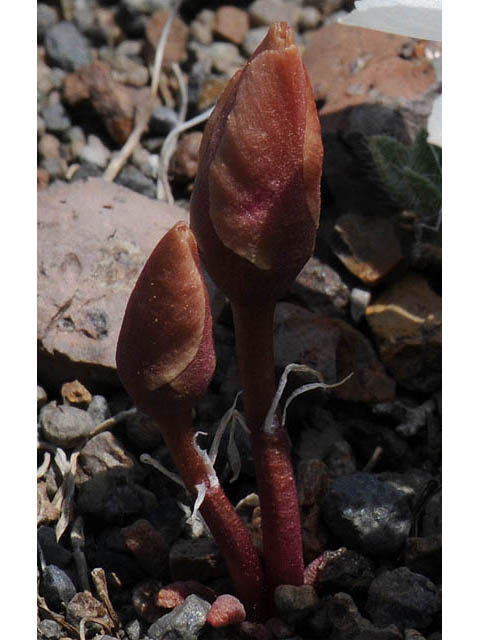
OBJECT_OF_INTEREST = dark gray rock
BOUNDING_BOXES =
[328,592,402,640]
[41,104,71,134]
[37,526,73,568]
[38,4,58,42]
[45,21,92,71]
[124,411,165,449]
[124,617,145,640]
[71,161,103,181]
[77,467,157,523]
[38,179,187,392]
[321,473,412,556]
[169,538,225,582]
[274,584,320,624]
[39,402,95,448]
[314,547,375,597]
[117,165,156,198]
[39,565,77,612]
[366,567,440,631]
[37,619,63,639]
[422,491,441,536]
[147,594,211,640]
[150,104,179,135]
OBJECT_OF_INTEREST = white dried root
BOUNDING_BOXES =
[263,363,354,435]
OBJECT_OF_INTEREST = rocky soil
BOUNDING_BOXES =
[37,1,442,639]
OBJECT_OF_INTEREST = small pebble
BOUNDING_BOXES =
[242,26,269,57]
[66,591,109,627]
[190,9,215,46]
[41,157,68,180]
[213,6,250,45]
[80,134,111,168]
[41,103,71,134]
[87,394,111,425]
[366,567,440,630]
[61,379,92,407]
[45,21,92,71]
[37,526,73,568]
[298,6,322,31]
[249,0,300,28]
[207,594,246,628]
[38,134,61,161]
[169,132,202,183]
[169,537,225,582]
[149,104,179,135]
[132,146,159,180]
[37,618,63,639]
[321,472,413,556]
[328,592,402,639]
[121,519,169,576]
[37,385,48,410]
[147,594,211,640]
[124,618,145,640]
[38,4,59,42]
[66,126,86,159]
[274,584,319,624]
[40,565,77,612]
[117,165,156,199]
[39,401,95,448]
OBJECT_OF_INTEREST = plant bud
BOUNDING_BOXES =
[191,22,324,305]
[116,222,216,417]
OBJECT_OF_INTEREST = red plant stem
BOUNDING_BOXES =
[154,409,265,620]
[231,303,304,598]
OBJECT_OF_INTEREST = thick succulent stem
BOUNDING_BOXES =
[155,409,265,620]
[231,303,304,601]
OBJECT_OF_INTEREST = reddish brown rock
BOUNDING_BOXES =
[297,459,329,564]
[207,594,246,627]
[63,61,135,144]
[122,519,169,576]
[366,273,441,392]
[274,303,395,403]
[213,6,250,45]
[197,76,230,110]
[144,10,188,67]
[132,579,163,623]
[169,132,203,183]
[303,24,435,112]
[37,167,50,191]
[332,213,404,285]
[156,581,216,609]
[37,178,188,392]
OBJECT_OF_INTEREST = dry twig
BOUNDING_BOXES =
[157,106,214,202]
[103,0,183,182]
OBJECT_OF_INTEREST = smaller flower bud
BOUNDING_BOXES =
[116,222,216,417]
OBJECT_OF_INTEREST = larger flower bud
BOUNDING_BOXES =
[190,22,323,305]
[116,222,216,418]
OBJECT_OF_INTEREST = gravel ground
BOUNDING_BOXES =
[37,1,442,639]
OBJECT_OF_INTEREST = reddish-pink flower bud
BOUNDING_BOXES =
[190,22,323,305]
[116,222,215,418]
